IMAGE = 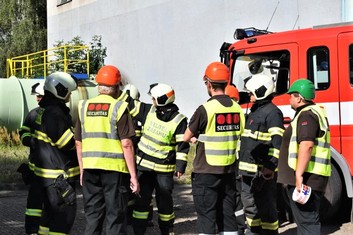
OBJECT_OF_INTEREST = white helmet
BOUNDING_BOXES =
[31,82,45,96]
[122,84,140,100]
[44,72,77,100]
[148,83,175,106]
[248,58,264,74]
[245,74,275,100]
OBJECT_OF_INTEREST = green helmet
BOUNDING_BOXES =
[287,79,315,100]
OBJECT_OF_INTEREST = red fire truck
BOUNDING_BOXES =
[220,22,353,221]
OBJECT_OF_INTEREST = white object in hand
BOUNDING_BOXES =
[292,184,311,204]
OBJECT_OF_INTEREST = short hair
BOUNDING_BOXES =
[210,81,227,91]
[98,85,117,95]
[292,92,311,103]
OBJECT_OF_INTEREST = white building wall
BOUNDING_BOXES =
[47,0,348,118]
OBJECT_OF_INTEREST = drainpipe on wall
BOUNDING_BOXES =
[342,0,353,22]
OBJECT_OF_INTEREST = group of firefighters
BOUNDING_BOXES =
[18,61,331,235]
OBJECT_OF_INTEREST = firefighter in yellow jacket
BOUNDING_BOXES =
[30,72,79,235]
[278,79,330,235]
[75,65,140,235]
[183,62,245,234]
[238,74,284,235]
[121,84,154,227]
[19,82,45,235]
[132,83,190,235]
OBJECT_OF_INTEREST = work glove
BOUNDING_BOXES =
[53,174,76,206]
[17,163,34,185]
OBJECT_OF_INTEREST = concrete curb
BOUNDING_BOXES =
[0,182,26,190]
[0,182,27,198]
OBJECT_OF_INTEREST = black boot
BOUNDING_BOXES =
[133,226,146,235]
[160,226,174,235]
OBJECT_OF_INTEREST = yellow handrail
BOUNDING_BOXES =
[6,45,90,79]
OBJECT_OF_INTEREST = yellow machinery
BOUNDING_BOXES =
[6,45,90,79]
[1,46,98,131]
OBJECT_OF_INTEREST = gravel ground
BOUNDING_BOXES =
[1,183,352,234]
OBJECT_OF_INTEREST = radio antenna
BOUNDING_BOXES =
[292,0,300,29]
[266,0,280,31]
[292,15,299,29]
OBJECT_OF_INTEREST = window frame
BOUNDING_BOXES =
[307,46,330,90]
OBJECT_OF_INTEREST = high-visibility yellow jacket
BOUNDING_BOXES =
[137,106,187,172]
[288,104,331,176]
[78,94,129,173]
[198,99,245,166]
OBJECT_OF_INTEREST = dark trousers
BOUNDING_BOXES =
[287,186,323,235]
[132,171,175,235]
[241,175,278,235]
[39,181,77,234]
[235,175,246,234]
[192,173,237,234]
[127,191,154,225]
[82,169,130,235]
[25,174,44,234]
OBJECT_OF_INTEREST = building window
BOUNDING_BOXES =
[57,0,72,7]
[307,46,330,90]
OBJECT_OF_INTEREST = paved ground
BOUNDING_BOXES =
[1,183,353,234]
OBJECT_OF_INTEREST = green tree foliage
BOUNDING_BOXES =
[89,35,107,75]
[0,0,47,78]
[52,35,107,75]
[51,36,87,74]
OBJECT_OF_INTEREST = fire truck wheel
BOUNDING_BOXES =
[320,164,343,222]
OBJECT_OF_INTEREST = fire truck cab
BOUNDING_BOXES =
[220,22,353,221]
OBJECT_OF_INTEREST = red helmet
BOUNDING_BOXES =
[96,65,121,86]
[204,62,229,83]
[225,85,239,101]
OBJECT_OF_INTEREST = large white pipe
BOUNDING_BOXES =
[0,76,98,131]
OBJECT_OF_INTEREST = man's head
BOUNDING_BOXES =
[96,65,121,97]
[148,83,175,107]
[96,65,121,86]
[203,62,229,96]
[287,79,315,109]
[44,72,77,103]
[31,82,44,103]
[244,74,275,103]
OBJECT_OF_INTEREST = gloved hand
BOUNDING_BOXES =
[53,174,76,206]
[17,163,34,185]
[250,173,266,193]
[30,137,36,150]
[262,167,274,180]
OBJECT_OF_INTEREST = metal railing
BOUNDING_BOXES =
[6,45,90,79]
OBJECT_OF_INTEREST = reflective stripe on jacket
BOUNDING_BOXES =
[239,102,284,174]
[138,106,186,160]
[78,95,129,173]
[288,104,331,176]
[31,99,79,181]
[198,99,244,166]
